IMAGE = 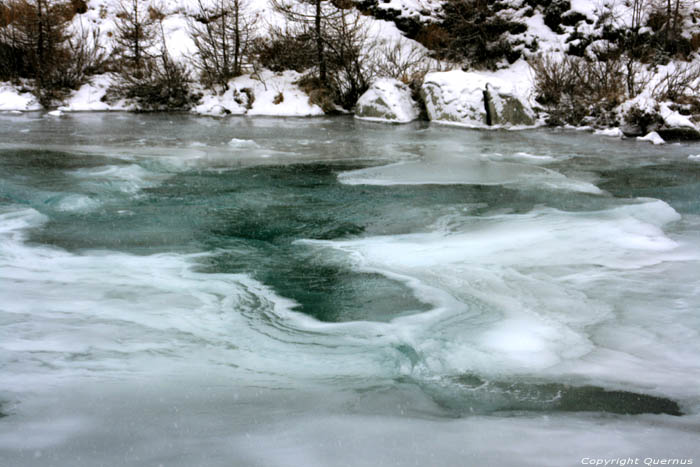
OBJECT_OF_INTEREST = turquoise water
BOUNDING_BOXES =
[1,113,699,466]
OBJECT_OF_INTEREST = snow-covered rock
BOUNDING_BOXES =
[656,104,700,140]
[0,84,41,111]
[355,78,420,123]
[192,70,324,117]
[420,70,536,128]
[638,131,665,145]
[620,94,700,140]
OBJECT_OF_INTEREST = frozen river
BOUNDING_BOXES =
[1,113,699,466]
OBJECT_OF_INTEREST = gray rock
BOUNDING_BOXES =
[657,126,700,141]
[483,84,536,126]
[355,78,420,123]
[420,71,536,127]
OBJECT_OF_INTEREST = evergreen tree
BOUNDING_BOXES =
[109,2,194,110]
[113,0,155,76]
[189,0,256,90]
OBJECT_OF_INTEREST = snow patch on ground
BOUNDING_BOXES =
[58,75,130,112]
[0,85,41,111]
[3,69,321,116]
[160,14,196,62]
[478,60,536,105]
[192,70,323,117]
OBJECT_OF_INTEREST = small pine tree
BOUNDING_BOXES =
[109,3,194,110]
[268,0,373,109]
[113,0,156,77]
[270,0,333,87]
[189,0,256,90]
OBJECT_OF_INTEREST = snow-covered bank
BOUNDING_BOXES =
[1,0,699,136]
[58,75,128,112]
[3,70,324,117]
[0,85,41,112]
[192,70,324,117]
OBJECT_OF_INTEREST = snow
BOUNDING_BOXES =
[638,132,665,145]
[47,110,63,117]
[520,13,564,52]
[3,69,322,116]
[422,62,535,128]
[192,70,324,118]
[369,0,442,21]
[422,70,487,127]
[569,0,598,19]
[659,104,696,129]
[58,75,127,112]
[355,78,420,123]
[245,71,323,117]
[689,155,700,161]
[475,60,536,105]
[0,85,41,111]
[594,127,624,138]
[160,14,196,61]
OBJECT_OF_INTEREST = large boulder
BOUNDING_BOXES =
[354,78,420,123]
[420,70,536,127]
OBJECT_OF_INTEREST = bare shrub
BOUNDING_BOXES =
[371,39,435,89]
[270,0,335,85]
[296,75,335,112]
[652,62,700,102]
[116,51,193,110]
[624,104,664,134]
[108,52,194,111]
[623,55,653,98]
[57,19,108,90]
[251,26,315,73]
[531,55,579,100]
[530,53,635,126]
